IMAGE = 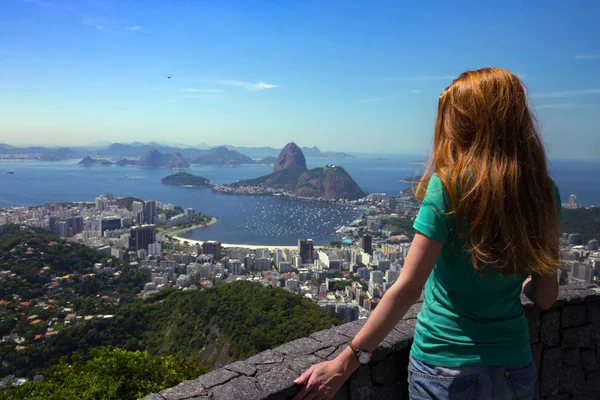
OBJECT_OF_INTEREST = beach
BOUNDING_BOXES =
[171,236,320,252]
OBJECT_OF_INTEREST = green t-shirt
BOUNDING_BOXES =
[410,173,561,366]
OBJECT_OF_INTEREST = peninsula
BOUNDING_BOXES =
[219,143,366,200]
[162,172,212,188]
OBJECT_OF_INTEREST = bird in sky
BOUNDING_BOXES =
[166,74,172,79]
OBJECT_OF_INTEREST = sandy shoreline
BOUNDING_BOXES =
[171,236,325,252]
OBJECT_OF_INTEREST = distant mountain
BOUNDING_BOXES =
[192,146,255,166]
[0,144,80,161]
[136,150,190,168]
[77,156,113,166]
[256,156,277,165]
[115,158,137,166]
[162,172,212,188]
[225,145,356,160]
[231,143,366,200]
[274,142,307,172]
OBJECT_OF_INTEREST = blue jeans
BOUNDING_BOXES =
[408,355,539,400]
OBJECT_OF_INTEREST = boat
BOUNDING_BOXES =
[6,171,14,175]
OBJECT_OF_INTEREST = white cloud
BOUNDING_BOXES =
[219,80,278,91]
[532,89,600,98]
[126,25,141,32]
[574,54,600,60]
[180,88,223,93]
[535,103,596,109]
[360,98,381,102]
[410,90,422,94]
[83,18,108,31]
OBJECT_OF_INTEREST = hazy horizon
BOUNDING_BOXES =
[1,0,599,159]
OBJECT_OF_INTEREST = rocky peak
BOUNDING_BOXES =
[273,142,307,172]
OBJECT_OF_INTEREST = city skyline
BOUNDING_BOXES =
[1,0,599,158]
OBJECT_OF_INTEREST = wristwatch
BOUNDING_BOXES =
[349,342,372,365]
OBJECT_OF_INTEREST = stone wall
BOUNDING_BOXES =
[141,283,600,400]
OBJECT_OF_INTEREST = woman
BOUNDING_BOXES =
[294,67,561,400]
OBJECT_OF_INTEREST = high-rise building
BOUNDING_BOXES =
[65,217,84,235]
[185,208,195,222]
[298,239,314,264]
[202,240,222,260]
[279,261,293,273]
[144,200,157,225]
[56,221,67,238]
[132,201,145,224]
[129,225,156,250]
[95,196,106,211]
[100,218,122,235]
[230,259,242,275]
[148,242,162,257]
[362,235,373,255]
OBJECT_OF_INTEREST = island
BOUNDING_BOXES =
[76,156,113,166]
[223,142,366,200]
[162,172,212,188]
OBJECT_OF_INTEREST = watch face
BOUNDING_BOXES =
[358,352,371,364]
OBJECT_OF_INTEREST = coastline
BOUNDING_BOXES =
[171,235,320,252]
[163,217,219,238]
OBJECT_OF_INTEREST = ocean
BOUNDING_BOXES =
[0,155,598,246]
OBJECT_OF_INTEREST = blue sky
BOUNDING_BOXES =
[0,0,598,158]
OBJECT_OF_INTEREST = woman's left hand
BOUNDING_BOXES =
[293,359,350,400]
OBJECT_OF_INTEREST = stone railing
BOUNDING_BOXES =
[141,283,600,400]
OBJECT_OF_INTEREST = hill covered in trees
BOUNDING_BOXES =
[561,207,600,242]
[0,227,342,397]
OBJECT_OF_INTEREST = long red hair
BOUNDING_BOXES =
[416,67,560,275]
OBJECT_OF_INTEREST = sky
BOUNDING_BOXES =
[0,0,599,158]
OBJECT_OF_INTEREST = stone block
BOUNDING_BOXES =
[194,369,238,390]
[372,383,405,399]
[334,383,350,400]
[224,361,257,377]
[564,348,582,366]
[586,370,600,393]
[559,366,586,394]
[382,327,409,350]
[562,305,588,328]
[582,349,598,372]
[310,329,351,347]
[587,304,600,324]
[526,308,541,344]
[563,325,592,349]
[210,376,262,400]
[349,365,373,400]
[283,354,323,375]
[531,342,543,371]
[139,395,165,400]
[334,320,366,339]
[590,323,600,342]
[402,304,422,320]
[274,337,327,356]
[541,311,561,347]
[371,355,398,387]
[327,345,346,361]
[540,347,563,396]
[159,379,206,400]
[395,348,410,374]
[256,367,297,400]
[246,349,285,365]
[314,346,336,360]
